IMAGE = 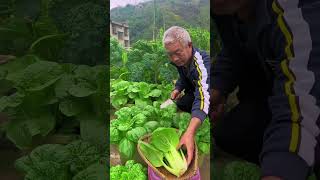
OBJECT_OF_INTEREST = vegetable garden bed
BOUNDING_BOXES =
[110,79,211,179]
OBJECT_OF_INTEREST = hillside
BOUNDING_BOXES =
[110,0,210,43]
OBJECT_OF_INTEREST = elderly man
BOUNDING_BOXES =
[211,0,320,180]
[162,26,210,166]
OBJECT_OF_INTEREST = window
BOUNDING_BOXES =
[112,26,117,34]
[124,28,128,36]
[124,40,129,47]
[118,32,124,40]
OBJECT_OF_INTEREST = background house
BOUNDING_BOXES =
[110,20,130,48]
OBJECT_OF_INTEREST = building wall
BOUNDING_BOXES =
[110,21,130,48]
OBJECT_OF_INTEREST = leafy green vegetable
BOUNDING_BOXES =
[132,113,147,126]
[223,161,260,180]
[119,138,135,160]
[198,142,210,154]
[66,140,101,174]
[110,160,147,180]
[24,161,71,180]
[6,60,63,91]
[143,121,159,133]
[110,126,121,143]
[139,141,163,167]
[126,127,147,143]
[72,163,107,180]
[139,128,187,177]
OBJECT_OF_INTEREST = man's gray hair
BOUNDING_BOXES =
[162,26,191,47]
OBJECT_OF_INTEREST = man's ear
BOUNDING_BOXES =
[188,42,192,48]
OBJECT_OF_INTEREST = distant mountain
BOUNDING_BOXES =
[110,0,210,43]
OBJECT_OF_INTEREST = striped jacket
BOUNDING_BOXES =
[174,47,210,122]
[212,0,320,179]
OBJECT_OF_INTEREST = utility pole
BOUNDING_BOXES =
[163,11,165,31]
[153,0,156,41]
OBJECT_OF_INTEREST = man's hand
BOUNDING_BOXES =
[171,89,181,100]
[177,117,201,166]
[209,89,225,123]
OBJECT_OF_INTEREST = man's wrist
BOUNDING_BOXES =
[186,117,201,136]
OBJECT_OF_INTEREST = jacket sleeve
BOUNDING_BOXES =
[191,51,211,122]
[210,46,239,97]
[260,1,320,179]
[174,73,188,92]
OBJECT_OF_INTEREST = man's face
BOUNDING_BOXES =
[213,0,247,15]
[165,41,192,67]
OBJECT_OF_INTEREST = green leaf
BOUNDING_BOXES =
[5,108,55,149]
[68,82,96,97]
[73,163,107,180]
[128,92,137,99]
[126,127,147,143]
[54,74,75,98]
[25,161,70,180]
[132,113,147,127]
[148,89,162,97]
[125,160,136,169]
[119,138,135,160]
[73,65,96,83]
[143,121,159,133]
[138,140,163,167]
[0,92,24,112]
[22,87,58,108]
[117,119,135,132]
[135,98,151,108]
[110,126,121,143]
[150,128,179,152]
[29,75,62,91]
[15,155,33,173]
[66,140,101,174]
[111,95,127,109]
[198,142,210,154]
[59,99,83,117]
[79,114,108,151]
[0,55,38,79]
[30,112,56,136]
[137,82,151,98]
[127,84,139,93]
[30,144,70,163]
[223,161,261,180]
[7,60,63,91]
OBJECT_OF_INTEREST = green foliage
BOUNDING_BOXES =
[110,27,209,84]
[0,14,63,59]
[0,0,108,65]
[55,2,108,65]
[15,141,107,179]
[110,37,126,67]
[138,127,188,177]
[110,160,147,180]
[110,79,173,109]
[119,138,135,160]
[110,0,210,43]
[0,55,108,150]
[72,163,107,180]
[188,27,210,52]
[223,161,260,180]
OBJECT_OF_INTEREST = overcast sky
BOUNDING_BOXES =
[110,0,149,9]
